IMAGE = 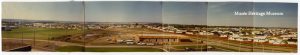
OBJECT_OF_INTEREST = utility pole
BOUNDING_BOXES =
[81,1,86,52]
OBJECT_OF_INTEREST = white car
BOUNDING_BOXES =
[137,43,146,45]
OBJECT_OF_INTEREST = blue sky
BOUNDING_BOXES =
[207,2,297,28]
[162,2,207,25]
[253,3,297,28]
[85,2,162,23]
[3,2,84,22]
[207,2,254,27]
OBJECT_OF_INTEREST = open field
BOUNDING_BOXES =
[2,27,83,40]
[174,45,207,49]
[56,46,163,52]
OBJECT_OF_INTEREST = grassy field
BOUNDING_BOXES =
[55,46,163,52]
[2,27,83,40]
[174,45,207,49]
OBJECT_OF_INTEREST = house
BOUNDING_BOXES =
[219,34,228,37]
[287,41,297,45]
[198,32,214,35]
[236,37,252,42]
[167,30,175,33]
[280,34,297,40]
[269,39,285,44]
[185,32,194,35]
[176,30,187,34]
[252,31,262,35]
[2,26,17,31]
[116,40,124,43]
[198,32,205,35]
[268,38,285,44]
[287,39,297,45]
[228,34,240,40]
[253,35,268,42]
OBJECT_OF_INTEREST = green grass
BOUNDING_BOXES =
[211,45,245,52]
[2,27,83,40]
[55,46,163,52]
[55,46,84,52]
[174,46,206,49]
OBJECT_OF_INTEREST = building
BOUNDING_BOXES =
[269,39,285,44]
[235,37,252,42]
[280,34,297,40]
[135,34,190,44]
[228,34,240,40]
[287,39,297,45]
[253,35,268,42]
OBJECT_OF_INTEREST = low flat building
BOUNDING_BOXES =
[135,34,190,44]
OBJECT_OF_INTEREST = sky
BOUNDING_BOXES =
[85,2,162,23]
[162,2,207,25]
[253,3,298,28]
[207,2,254,27]
[2,2,84,22]
[207,2,297,28]
[2,2,298,28]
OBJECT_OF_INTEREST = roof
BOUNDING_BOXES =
[139,36,180,39]
[139,34,185,37]
[138,34,187,39]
